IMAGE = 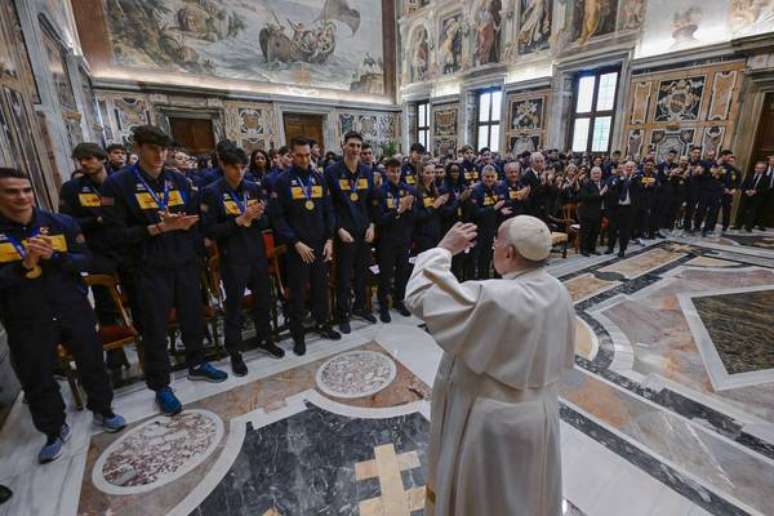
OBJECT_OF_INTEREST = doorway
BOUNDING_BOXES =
[751,92,774,227]
[283,113,324,149]
[169,117,216,156]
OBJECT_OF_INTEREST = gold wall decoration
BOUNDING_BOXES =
[630,81,652,125]
[707,70,737,121]
[506,88,551,156]
[622,60,744,159]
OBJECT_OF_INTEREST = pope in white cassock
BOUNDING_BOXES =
[405,216,576,516]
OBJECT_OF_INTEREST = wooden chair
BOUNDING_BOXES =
[263,231,288,334]
[547,204,576,259]
[58,273,140,410]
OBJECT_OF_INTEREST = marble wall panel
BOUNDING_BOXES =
[223,100,276,152]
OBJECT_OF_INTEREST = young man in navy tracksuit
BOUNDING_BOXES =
[200,145,284,377]
[0,167,125,464]
[100,125,228,416]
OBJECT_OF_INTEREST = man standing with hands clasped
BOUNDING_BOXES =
[200,144,285,377]
[324,131,378,334]
[271,137,341,356]
[100,125,228,416]
[0,167,125,464]
[405,216,575,516]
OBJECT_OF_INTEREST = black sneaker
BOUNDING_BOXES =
[258,340,285,358]
[230,353,247,377]
[293,338,306,356]
[617,251,625,258]
[338,319,351,334]
[395,302,411,317]
[316,325,341,340]
[604,248,614,255]
[353,308,377,323]
[379,308,391,323]
[581,251,590,257]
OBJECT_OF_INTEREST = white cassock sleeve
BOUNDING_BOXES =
[405,247,499,376]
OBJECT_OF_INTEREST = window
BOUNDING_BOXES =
[569,69,619,153]
[476,89,501,152]
[416,102,429,150]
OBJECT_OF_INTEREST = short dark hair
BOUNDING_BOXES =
[612,150,622,155]
[308,138,318,147]
[290,136,310,150]
[0,167,28,180]
[459,145,474,153]
[668,149,678,154]
[479,147,491,154]
[410,143,425,154]
[131,125,173,147]
[278,145,290,156]
[106,143,127,153]
[690,145,701,151]
[384,157,401,168]
[719,149,733,157]
[218,146,248,167]
[343,131,363,144]
[216,139,238,155]
[72,142,107,161]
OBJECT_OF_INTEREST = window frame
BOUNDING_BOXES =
[416,101,430,151]
[475,88,501,152]
[568,67,620,154]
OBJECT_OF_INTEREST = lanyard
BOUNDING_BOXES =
[297,172,313,200]
[6,227,39,260]
[134,167,170,210]
[227,186,248,214]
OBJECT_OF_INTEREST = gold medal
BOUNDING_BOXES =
[350,192,359,201]
[25,264,42,279]
[305,200,315,210]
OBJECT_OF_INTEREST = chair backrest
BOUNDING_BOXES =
[83,274,133,328]
[562,202,577,222]
[262,230,276,258]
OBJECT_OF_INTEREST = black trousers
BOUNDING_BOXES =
[607,205,634,254]
[377,240,410,309]
[134,262,205,391]
[736,194,767,231]
[222,261,273,354]
[286,245,330,341]
[580,215,601,252]
[334,236,369,320]
[695,194,721,234]
[683,196,697,231]
[7,299,113,437]
[474,229,496,279]
[720,194,734,230]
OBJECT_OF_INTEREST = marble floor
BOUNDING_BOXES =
[1,228,773,516]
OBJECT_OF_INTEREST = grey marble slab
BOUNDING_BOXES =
[192,402,429,515]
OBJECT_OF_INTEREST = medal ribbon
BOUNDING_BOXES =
[227,187,248,215]
[133,166,170,210]
[298,171,313,201]
[6,227,39,261]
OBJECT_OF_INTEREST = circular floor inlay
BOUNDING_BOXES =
[316,350,397,399]
[92,409,224,495]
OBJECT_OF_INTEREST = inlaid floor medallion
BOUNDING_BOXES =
[316,350,398,399]
[92,409,224,495]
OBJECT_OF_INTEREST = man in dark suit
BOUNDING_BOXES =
[605,161,641,257]
[520,152,543,216]
[578,167,607,256]
[735,161,770,232]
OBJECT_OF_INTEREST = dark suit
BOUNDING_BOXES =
[578,180,604,253]
[736,171,770,231]
[606,175,640,255]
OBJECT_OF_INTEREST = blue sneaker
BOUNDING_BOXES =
[188,362,228,383]
[155,387,182,416]
[38,423,69,464]
[94,411,127,433]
